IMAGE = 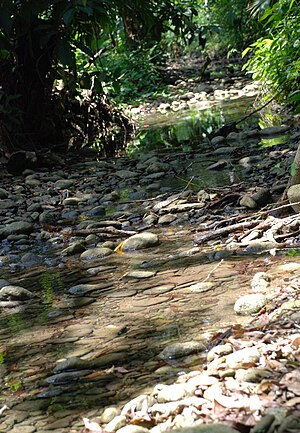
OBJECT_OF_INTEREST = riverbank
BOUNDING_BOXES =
[1,55,300,433]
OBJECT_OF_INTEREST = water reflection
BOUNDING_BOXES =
[127,96,258,154]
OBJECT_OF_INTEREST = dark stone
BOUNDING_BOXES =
[6,151,38,175]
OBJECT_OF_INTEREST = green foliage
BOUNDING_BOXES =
[201,0,263,54]
[243,0,300,110]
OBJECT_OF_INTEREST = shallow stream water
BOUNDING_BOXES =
[0,90,295,432]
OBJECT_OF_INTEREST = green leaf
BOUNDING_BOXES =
[242,46,251,57]
[291,161,296,177]
[82,0,87,6]
[63,8,74,26]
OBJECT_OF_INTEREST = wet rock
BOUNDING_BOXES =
[88,205,106,217]
[260,125,289,135]
[121,232,159,251]
[0,285,35,301]
[61,241,86,256]
[210,136,225,146]
[20,252,43,267]
[0,221,33,239]
[124,270,156,279]
[0,279,10,288]
[0,188,8,198]
[115,170,137,179]
[25,177,40,187]
[53,356,91,373]
[287,184,300,213]
[251,188,272,207]
[234,293,267,315]
[67,282,112,296]
[146,162,170,174]
[45,369,92,385]
[158,341,206,360]
[238,155,260,168]
[80,247,113,261]
[54,179,74,189]
[39,210,60,225]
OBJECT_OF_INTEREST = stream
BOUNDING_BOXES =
[0,77,299,433]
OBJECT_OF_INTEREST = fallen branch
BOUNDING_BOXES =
[194,220,261,245]
[72,227,138,237]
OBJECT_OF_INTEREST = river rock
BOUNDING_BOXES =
[115,170,137,179]
[121,232,159,251]
[100,406,120,423]
[53,356,91,373]
[251,188,272,207]
[0,188,8,198]
[54,179,74,189]
[234,293,267,315]
[251,272,271,292]
[168,425,239,433]
[158,214,177,224]
[287,184,300,213]
[117,426,150,433]
[124,270,156,279]
[0,279,10,288]
[45,369,92,385]
[260,125,289,135]
[207,343,233,362]
[106,415,127,432]
[158,341,206,360]
[0,285,35,301]
[80,247,113,261]
[155,383,191,403]
[67,282,112,296]
[88,205,106,217]
[239,195,257,209]
[39,210,60,225]
[211,136,225,146]
[0,221,33,239]
[235,367,272,382]
[61,241,86,256]
[224,347,260,369]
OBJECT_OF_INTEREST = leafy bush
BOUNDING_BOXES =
[243,0,300,110]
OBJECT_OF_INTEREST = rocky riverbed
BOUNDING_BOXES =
[1,61,300,433]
